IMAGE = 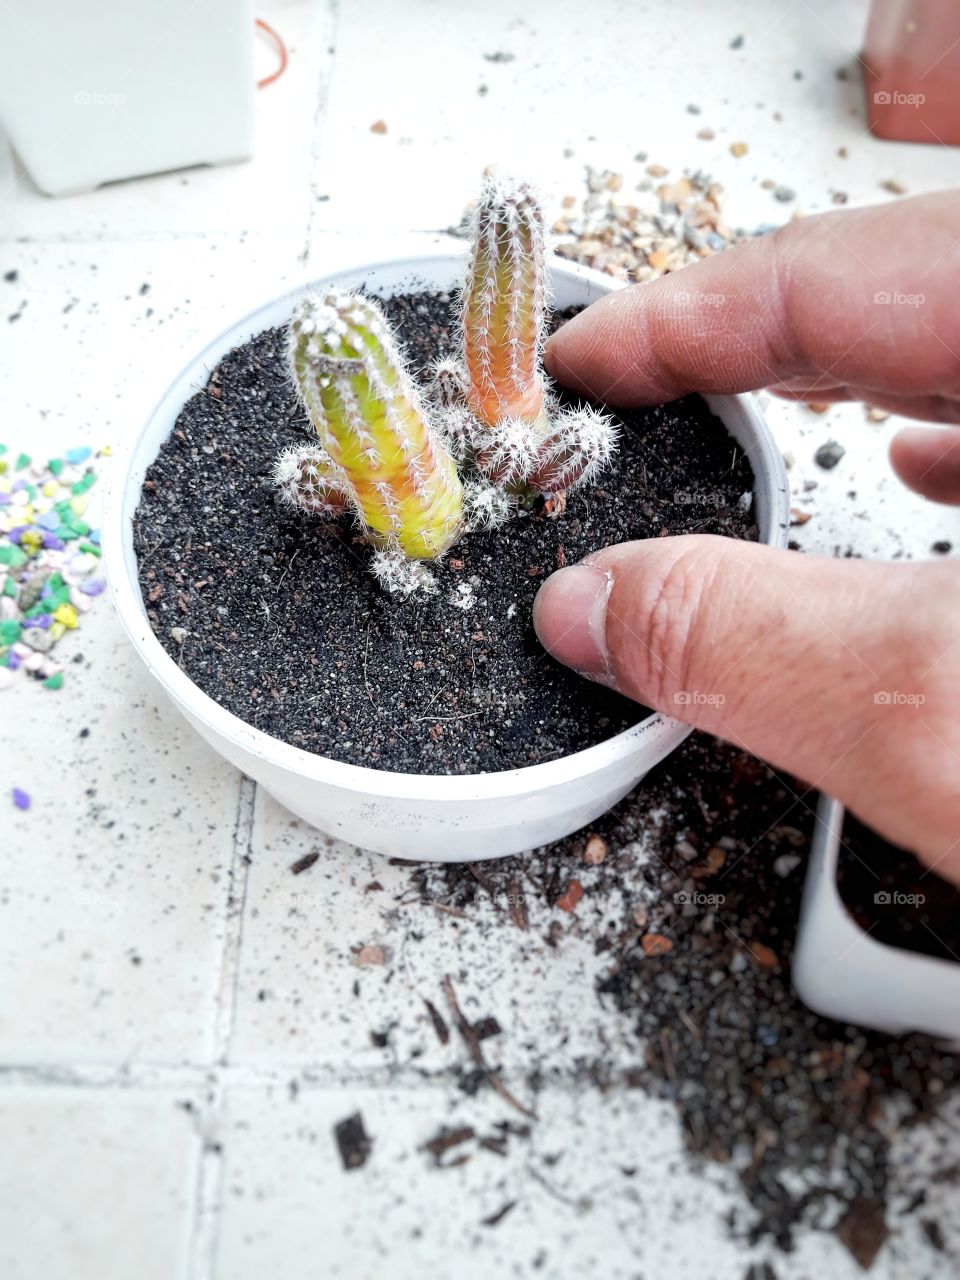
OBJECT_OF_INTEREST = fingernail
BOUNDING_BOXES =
[532,562,613,679]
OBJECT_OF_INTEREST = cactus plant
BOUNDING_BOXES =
[448,176,617,497]
[273,176,618,598]
[461,176,548,430]
[286,289,463,560]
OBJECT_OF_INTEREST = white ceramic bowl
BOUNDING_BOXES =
[104,248,790,860]
[792,795,960,1039]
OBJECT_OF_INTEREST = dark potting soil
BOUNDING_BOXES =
[836,812,960,962]
[407,734,959,1260]
[133,290,758,774]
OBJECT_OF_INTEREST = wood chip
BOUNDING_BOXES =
[442,976,535,1118]
[789,508,813,525]
[353,944,389,967]
[370,120,388,135]
[748,941,780,969]
[423,1125,475,1163]
[289,851,319,875]
[646,248,670,272]
[334,1112,372,1170]
[880,178,906,195]
[697,127,715,140]
[645,162,669,177]
[642,933,674,957]
[423,997,449,1045]
[730,141,749,157]
[866,406,890,422]
[556,880,584,912]
[806,402,831,414]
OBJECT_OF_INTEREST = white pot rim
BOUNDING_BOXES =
[103,246,789,805]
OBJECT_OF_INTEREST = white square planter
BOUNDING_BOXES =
[0,0,254,195]
[793,794,960,1040]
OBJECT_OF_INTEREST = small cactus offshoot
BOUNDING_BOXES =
[274,444,351,516]
[273,175,618,598]
[286,290,463,560]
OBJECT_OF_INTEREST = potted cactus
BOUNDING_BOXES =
[274,181,614,597]
[105,176,790,859]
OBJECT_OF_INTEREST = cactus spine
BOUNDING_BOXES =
[288,290,463,559]
[462,176,547,430]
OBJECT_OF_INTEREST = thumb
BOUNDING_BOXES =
[532,536,960,874]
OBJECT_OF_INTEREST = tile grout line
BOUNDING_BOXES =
[301,0,341,267]
[185,773,257,1280]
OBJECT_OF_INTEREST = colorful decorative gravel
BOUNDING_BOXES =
[0,443,108,690]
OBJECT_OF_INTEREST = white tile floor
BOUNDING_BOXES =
[1,1,959,1277]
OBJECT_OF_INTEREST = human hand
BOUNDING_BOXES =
[534,193,960,882]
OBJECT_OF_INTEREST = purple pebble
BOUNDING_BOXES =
[42,534,65,550]
[12,788,30,811]
[7,525,27,541]
[7,652,20,671]
[80,579,106,597]
[0,492,10,505]
[32,615,52,629]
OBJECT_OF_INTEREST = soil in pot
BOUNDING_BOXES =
[836,812,960,962]
[133,289,757,774]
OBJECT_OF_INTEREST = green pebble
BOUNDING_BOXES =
[0,651,10,668]
[0,619,20,644]
[0,444,8,456]
[79,541,101,557]
[71,473,97,495]
[43,672,64,690]
[0,544,28,569]
[2,575,16,598]
[48,458,64,476]
[54,526,79,542]
[15,452,30,470]
[72,520,91,536]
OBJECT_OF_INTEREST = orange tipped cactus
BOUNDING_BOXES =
[462,176,548,430]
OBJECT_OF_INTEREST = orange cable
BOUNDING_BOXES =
[255,17,288,89]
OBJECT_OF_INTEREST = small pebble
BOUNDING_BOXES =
[12,786,30,810]
[730,142,749,158]
[932,540,952,555]
[814,440,845,470]
[774,854,802,878]
[583,833,608,865]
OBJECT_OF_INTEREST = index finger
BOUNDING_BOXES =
[545,191,960,408]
